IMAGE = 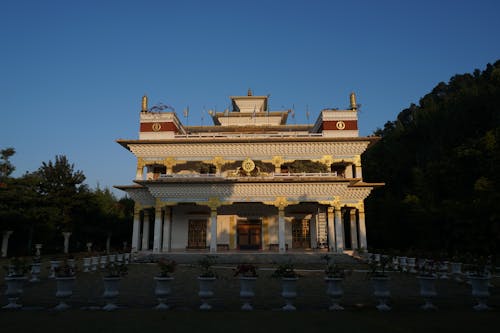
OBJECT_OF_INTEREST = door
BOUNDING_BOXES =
[188,219,207,249]
[292,218,311,249]
[237,220,262,250]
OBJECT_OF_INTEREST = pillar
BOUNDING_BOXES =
[153,205,163,253]
[278,206,286,253]
[136,160,144,180]
[345,164,353,178]
[131,206,141,252]
[1,230,13,258]
[210,208,218,253]
[358,205,368,249]
[62,232,72,254]
[350,209,358,249]
[162,207,172,252]
[334,207,344,253]
[327,207,335,252]
[142,210,150,250]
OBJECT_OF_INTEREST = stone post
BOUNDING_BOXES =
[162,207,172,252]
[327,207,336,252]
[35,243,43,257]
[131,206,141,252]
[1,230,13,258]
[334,207,344,253]
[350,209,358,249]
[358,205,368,249]
[62,232,72,254]
[209,208,218,253]
[86,242,92,253]
[142,210,150,250]
[278,207,286,253]
[153,205,163,253]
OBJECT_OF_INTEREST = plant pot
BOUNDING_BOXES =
[124,253,130,264]
[30,262,41,282]
[439,261,449,279]
[91,256,99,272]
[49,260,61,279]
[407,257,417,273]
[325,277,344,310]
[239,276,257,311]
[67,259,76,269]
[3,276,27,309]
[154,276,174,310]
[417,276,437,310]
[398,256,408,272]
[102,276,121,311]
[198,276,216,310]
[108,254,116,263]
[83,257,91,272]
[469,276,490,311]
[99,256,108,269]
[54,276,76,310]
[371,276,391,311]
[450,262,463,282]
[281,277,298,311]
[116,253,124,263]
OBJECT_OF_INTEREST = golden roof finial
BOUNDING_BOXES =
[247,88,252,96]
[350,92,357,110]
[142,95,148,112]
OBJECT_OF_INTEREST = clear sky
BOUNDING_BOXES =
[1,0,499,196]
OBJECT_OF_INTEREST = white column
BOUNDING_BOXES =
[162,206,172,252]
[210,208,218,253]
[131,207,141,252]
[358,206,368,249]
[278,207,286,253]
[327,207,335,252]
[1,230,13,258]
[350,209,358,249]
[135,163,143,180]
[345,164,353,178]
[142,210,150,250]
[62,232,72,254]
[153,205,163,253]
[334,207,344,253]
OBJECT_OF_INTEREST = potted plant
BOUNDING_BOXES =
[154,258,177,310]
[101,262,127,311]
[54,260,77,310]
[465,256,491,311]
[271,261,299,311]
[234,263,258,310]
[449,253,464,282]
[416,259,438,310]
[322,254,345,310]
[2,257,29,309]
[48,257,61,279]
[368,254,391,311]
[197,255,217,310]
[30,256,42,282]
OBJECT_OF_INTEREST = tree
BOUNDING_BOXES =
[0,147,16,179]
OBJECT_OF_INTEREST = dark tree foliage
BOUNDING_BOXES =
[363,60,500,255]
[0,147,16,179]
[0,152,133,255]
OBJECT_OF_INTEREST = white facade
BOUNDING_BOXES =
[117,91,382,253]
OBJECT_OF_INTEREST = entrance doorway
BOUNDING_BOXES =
[237,219,262,250]
[188,219,207,249]
[292,218,311,249]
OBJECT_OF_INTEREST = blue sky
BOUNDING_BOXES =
[1,0,499,196]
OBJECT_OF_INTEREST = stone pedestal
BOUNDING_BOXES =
[62,232,72,254]
[35,244,42,257]
[1,231,13,258]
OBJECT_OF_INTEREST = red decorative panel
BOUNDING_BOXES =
[140,122,178,132]
[322,120,358,131]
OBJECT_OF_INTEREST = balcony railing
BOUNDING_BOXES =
[174,132,324,139]
[158,172,339,179]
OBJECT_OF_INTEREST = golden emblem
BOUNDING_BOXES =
[336,121,346,130]
[241,158,255,173]
[152,122,162,131]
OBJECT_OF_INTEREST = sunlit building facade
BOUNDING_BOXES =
[116,90,382,253]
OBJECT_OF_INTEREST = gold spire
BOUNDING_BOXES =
[350,92,357,110]
[247,88,252,96]
[142,95,148,112]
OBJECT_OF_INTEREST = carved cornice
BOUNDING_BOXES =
[263,196,299,209]
[196,197,232,210]
[262,155,295,167]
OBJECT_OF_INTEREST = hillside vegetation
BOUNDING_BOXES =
[363,60,500,254]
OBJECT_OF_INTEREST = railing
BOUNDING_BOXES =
[159,172,339,179]
[174,132,324,139]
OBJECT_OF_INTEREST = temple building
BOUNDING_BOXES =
[116,90,383,253]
